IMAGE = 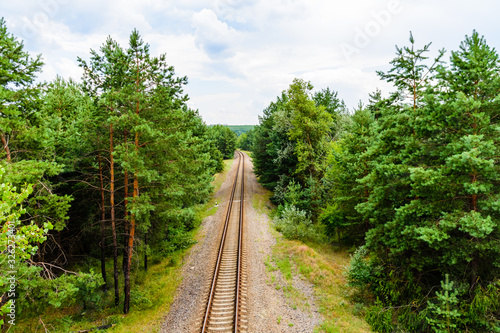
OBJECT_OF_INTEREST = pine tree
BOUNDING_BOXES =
[79,29,213,314]
[0,21,101,323]
[252,90,301,207]
[321,105,376,244]
[0,18,43,162]
[351,32,500,331]
[79,35,129,306]
[406,31,500,289]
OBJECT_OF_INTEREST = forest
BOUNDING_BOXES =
[248,31,500,332]
[0,19,236,329]
[1,13,499,332]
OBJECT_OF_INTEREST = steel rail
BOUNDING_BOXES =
[201,151,244,333]
[234,151,244,332]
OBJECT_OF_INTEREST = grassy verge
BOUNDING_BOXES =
[255,189,372,333]
[272,239,372,333]
[13,158,236,333]
[251,191,272,215]
[196,158,235,222]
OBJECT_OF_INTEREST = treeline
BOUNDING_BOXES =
[0,18,231,323]
[227,125,254,137]
[250,32,500,332]
[210,124,238,159]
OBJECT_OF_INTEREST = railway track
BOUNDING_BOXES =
[200,151,248,333]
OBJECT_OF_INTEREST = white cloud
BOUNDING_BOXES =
[2,0,500,124]
[192,8,240,59]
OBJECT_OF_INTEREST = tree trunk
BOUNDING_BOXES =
[123,169,129,273]
[124,130,139,314]
[122,131,129,274]
[144,232,148,272]
[1,132,11,162]
[98,150,107,291]
[124,93,141,314]
[124,172,138,314]
[110,123,119,306]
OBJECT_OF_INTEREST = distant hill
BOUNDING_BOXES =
[227,125,255,136]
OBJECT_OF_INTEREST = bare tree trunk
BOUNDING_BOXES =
[124,66,142,314]
[98,149,107,291]
[124,127,139,314]
[110,123,119,306]
[123,131,129,274]
[1,132,11,162]
[123,169,129,273]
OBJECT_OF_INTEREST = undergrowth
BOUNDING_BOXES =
[12,158,235,332]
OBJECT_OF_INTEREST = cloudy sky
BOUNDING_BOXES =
[2,0,499,124]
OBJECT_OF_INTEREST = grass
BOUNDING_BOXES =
[251,190,272,215]
[271,238,372,333]
[264,239,311,312]
[196,158,235,221]
[12,158,236,333]
[14,255,185,332]
[255,187,372,333]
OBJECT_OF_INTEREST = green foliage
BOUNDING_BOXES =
[0,165,101,323]
[236,128,255,151]
[157,226,197,256]
[323,31,500,332]
[376,31,445,109]
[467,282,500,330]
[0,21,95,327]
[313,87,347,118]
[274,205,323,242]
[426,275,462,333]
[0,169,37,323]
[321,107,375,244]
[252,90,294,194]
[287,78,333,181]
[129,289,153,310]
[365,299,394,333]
[0,20,221,326]
[226,125,255,137]
[78,30,218,224]
[209,124,237,158]
[77,30,221,314]
[0,17,44,162]
[345,246,372,289]
[252,79,340,225]
[17,270,100,313]
[313,87,347,140]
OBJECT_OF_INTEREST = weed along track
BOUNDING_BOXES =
[201,151,248,333]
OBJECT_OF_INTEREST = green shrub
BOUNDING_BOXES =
[274,205,323,242]
[345,246,372,288]
[366,299,394,333]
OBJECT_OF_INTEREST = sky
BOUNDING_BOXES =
[2,0,499,125]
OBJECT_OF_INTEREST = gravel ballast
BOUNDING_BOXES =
[161,152,322,332]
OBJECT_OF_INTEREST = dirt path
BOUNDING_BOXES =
[161,152,321,332]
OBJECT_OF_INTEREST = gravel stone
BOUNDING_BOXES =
[161,153,322,332]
